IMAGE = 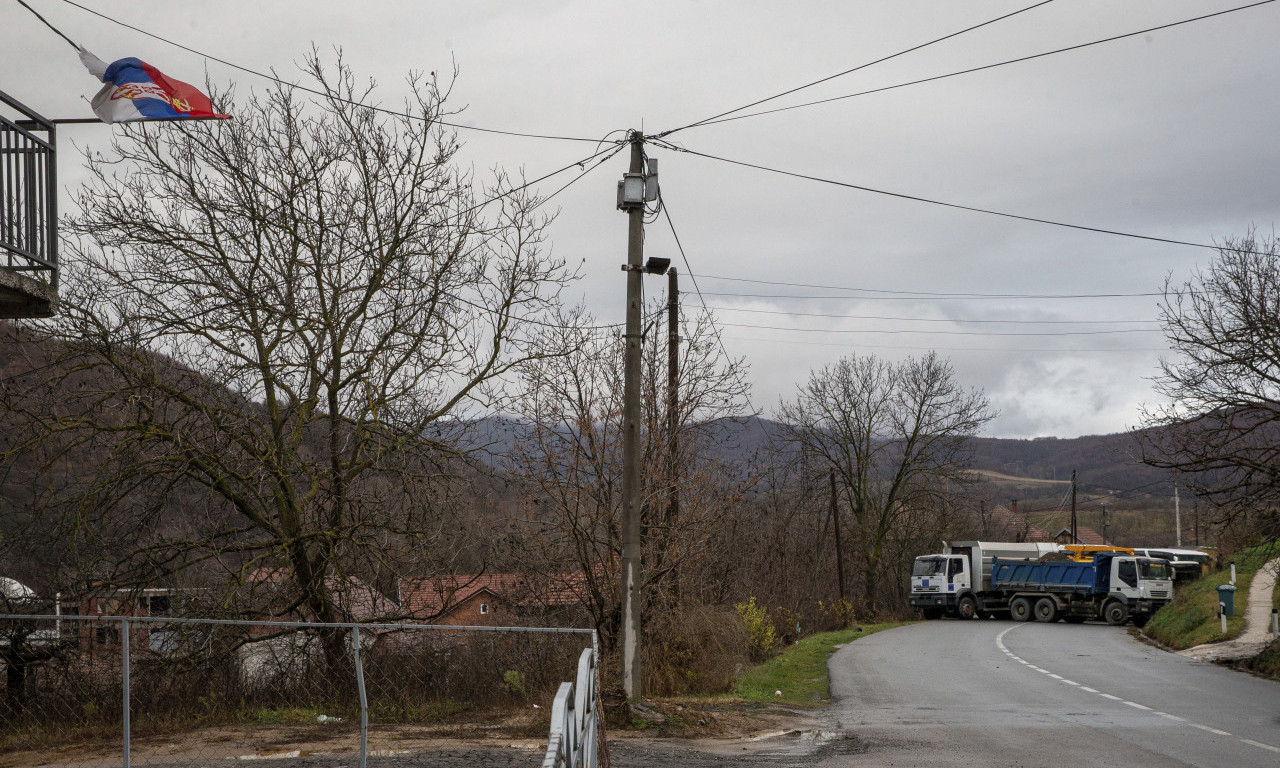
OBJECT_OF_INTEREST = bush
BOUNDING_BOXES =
[643,603,749,696]
[735,597,777,662]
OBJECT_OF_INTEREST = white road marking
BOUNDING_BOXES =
[1189,723,1232,736]
[994,623,1253,748]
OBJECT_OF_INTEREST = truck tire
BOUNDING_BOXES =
[1033,597,1059,623]
[1010,597,1032,622]
[1104,601,1129,626]
[957,595,979,620]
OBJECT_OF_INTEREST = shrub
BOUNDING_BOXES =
[643,603,749,695]
[735,597,777,662]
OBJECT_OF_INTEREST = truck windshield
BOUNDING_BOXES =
[1140,561,1170,580]
[913,557,946,577]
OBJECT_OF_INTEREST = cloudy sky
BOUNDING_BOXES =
[5,0,1280,438]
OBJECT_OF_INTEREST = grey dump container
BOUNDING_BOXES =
[1217,584,1237,617]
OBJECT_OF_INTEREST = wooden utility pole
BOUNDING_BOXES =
[1070,470,1077,543]
[666,268,680,599]
[619,133,645,699]
[1101,502,1108,544]
[830,470,846,605]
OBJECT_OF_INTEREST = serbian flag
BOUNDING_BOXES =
[79,48,230,124]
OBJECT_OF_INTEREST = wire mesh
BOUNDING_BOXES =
[1,615,595,768]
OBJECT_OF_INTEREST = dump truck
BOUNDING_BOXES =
[909,541,1059,620]
[910,541,1174,625]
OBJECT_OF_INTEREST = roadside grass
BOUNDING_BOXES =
[732,622,906,705]
[1239,638,1280,680]
[1143,543,1275,650]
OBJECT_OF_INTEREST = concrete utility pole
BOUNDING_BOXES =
[1070,470,1077,544]
[666,268,680,600]
[1174,481,1182,547]
[830,470,846,605]
[619,133,645,699]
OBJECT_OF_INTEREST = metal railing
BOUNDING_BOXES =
[1,614,598,767]
[0,90,58,287]
[541,647,599,768]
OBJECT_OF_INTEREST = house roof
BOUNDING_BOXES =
[399,572,583,620]
[1053,526,1108,546]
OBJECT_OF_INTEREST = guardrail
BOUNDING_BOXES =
[541,647,599,768]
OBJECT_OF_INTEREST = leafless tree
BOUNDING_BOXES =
[1138,231,1280,544]
[502,302,750,661]
[777,352,994,616]
[2,53,573,669]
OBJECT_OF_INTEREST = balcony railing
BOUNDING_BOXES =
[1,89,58,318]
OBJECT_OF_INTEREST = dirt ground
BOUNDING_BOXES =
[0,700,846,768]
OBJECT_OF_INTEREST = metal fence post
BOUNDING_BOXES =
[352,626,368,768]
[121,617,131,768]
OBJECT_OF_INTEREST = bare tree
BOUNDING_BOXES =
[3,53,572,669]
[777,352,994,616]
[502,303,750,662]
[1138,232,1280,544]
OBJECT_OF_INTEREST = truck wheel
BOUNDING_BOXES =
[957,595,978,620]
[1010,597,1032,622]
[1034,598,1058,623]
[1104,601,1129,626]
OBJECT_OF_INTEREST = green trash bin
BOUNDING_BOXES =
[1217,584,1237,617]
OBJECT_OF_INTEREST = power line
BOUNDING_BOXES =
[697,290,1161,302]
[719,335,1169,354]
[52,0,610,144]
[715,321,1160,337]
[660,195,767,423]
[691,273,1166,299]
[657,0,1058,138]
[681,0,1277,131]
[706,305,1159,326]
[662,143,1229,253]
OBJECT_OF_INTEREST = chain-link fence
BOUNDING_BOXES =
[1,614,597,768]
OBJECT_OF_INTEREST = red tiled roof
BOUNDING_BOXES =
[399,572,584,620]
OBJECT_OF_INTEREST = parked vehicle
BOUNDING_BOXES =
[910,541,1174,625]
[909,541,1059,619]
[1130,548,1213,582]
[989,553,1173,626]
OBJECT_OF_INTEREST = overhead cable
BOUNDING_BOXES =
[715,321,1160,337]
[682,0,1277,131]
[691,273,1166,299]
[707,305,1159,326]
[657,0,1058,138]
[662,144,1231,253]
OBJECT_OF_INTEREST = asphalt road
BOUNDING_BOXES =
[822,619,1280,767]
